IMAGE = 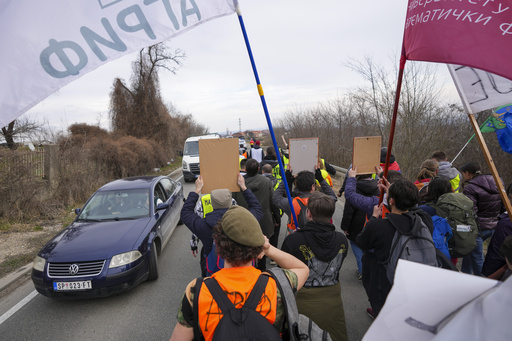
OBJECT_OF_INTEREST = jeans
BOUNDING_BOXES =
[461,229,495,276]
[350,240,363,275]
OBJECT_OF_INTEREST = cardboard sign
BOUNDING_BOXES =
[289,138,319,173]
[352,136,381,175]
[199,138,239,193]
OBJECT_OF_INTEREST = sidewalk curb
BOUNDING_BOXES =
[0,263,32,292]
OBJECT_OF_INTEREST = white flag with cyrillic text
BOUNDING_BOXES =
[0,0,237,128]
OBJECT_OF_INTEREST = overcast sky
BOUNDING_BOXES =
[24,1,457,135]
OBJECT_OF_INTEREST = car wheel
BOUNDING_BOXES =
[178,219,184,225]
[148,241,159,281]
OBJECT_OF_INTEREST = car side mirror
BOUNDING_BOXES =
[179,150,183,157]
[156,202,169,211]
[74,208,81,215]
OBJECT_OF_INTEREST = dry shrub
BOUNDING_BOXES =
[54,145,108,206]
[0,162,57,221]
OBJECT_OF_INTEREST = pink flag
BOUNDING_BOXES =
[404,1,512,81]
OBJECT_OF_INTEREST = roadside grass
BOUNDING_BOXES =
[0,254,34,276]
[0,206,81,279]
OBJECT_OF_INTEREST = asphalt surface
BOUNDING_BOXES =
[0,169,372,340]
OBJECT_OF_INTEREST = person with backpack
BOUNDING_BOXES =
[344,167,403,317]
[273,168,337,234]
[460,161,504,276]
[418,177,455,260]
[180,174,263,276]
[169,206,309,341]
[281,192,349,341]
[356,179,436,318]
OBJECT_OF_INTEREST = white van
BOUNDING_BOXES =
[181,134,220,182]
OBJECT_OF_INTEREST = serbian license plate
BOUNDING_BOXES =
[53,281,92,291]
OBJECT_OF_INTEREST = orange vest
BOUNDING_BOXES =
[197,267,278,341]
[286,197,309,234]
[364,203,391,225]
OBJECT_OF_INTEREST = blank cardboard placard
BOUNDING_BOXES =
[199,138,239,193]
[352,136,382,175]
[289,138,319,173]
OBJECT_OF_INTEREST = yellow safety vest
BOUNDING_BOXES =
[201,194,214,218]
[315,169,333,187]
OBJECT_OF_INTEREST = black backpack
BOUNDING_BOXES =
[192,275,281,341]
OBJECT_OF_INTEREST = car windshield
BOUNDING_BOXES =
[78,188,151,221]
[184,141,199,156]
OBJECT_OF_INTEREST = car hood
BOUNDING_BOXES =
[40,218,152,262]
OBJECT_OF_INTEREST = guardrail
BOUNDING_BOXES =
[332,165,348,177]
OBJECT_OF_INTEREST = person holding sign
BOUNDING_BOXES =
[273,168,337,234]
[180,174,263,276]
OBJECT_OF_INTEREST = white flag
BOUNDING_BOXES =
[0,0,237,128]
[447,64,512,114]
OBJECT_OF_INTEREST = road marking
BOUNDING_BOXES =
[0,290,38,325]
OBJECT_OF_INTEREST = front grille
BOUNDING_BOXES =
[189,163,200,173]
[48,260,105,278]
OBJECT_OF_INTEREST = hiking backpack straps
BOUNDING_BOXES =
[268,268,332,341]
[200,275,281,341]
[192,278,205,341]
[383,218,437,285]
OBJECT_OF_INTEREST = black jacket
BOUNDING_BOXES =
[340,178,378,241]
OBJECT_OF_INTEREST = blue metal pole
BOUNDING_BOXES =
[235,4,299,229]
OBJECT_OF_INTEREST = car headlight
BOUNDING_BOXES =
[109,251,142,268]
[182,161,188,170]
[33,255,46,272]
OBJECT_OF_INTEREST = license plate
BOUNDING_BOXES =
[53,281,92,291]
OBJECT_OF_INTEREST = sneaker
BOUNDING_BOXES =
[269,260,276,265]
[357,273,363,280]
[366,308,376,320]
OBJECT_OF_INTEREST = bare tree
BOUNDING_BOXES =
[1,117,45,150]
[109,43,185,156]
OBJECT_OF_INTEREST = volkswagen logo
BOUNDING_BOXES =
[69,264,80,275]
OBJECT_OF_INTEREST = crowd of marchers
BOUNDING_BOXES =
[169,141,512,341]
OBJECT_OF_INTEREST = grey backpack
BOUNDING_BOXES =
[384,216,437,284]
[268,267,332,341]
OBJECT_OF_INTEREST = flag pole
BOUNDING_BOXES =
[448,67,512,220]
[379,51,407,204]
[234,4,299,228]
[451,116,492,164]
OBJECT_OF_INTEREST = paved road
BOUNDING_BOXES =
[0,176,372,341]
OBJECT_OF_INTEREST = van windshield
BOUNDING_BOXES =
[184,141,199,156]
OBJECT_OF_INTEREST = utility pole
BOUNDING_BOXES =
[239,118,241,133]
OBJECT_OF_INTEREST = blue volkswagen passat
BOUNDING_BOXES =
[31,176,184,299]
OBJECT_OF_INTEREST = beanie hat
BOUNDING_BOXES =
[255,140,261,146]
[380,147,396,164]
[211,189,232,210]
[221,206,265,247]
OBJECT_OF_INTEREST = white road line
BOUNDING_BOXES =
[0,290,38,325]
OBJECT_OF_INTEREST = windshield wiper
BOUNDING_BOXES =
[77,218,101,222]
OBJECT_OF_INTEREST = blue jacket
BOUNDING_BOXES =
[180,188,263,258]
